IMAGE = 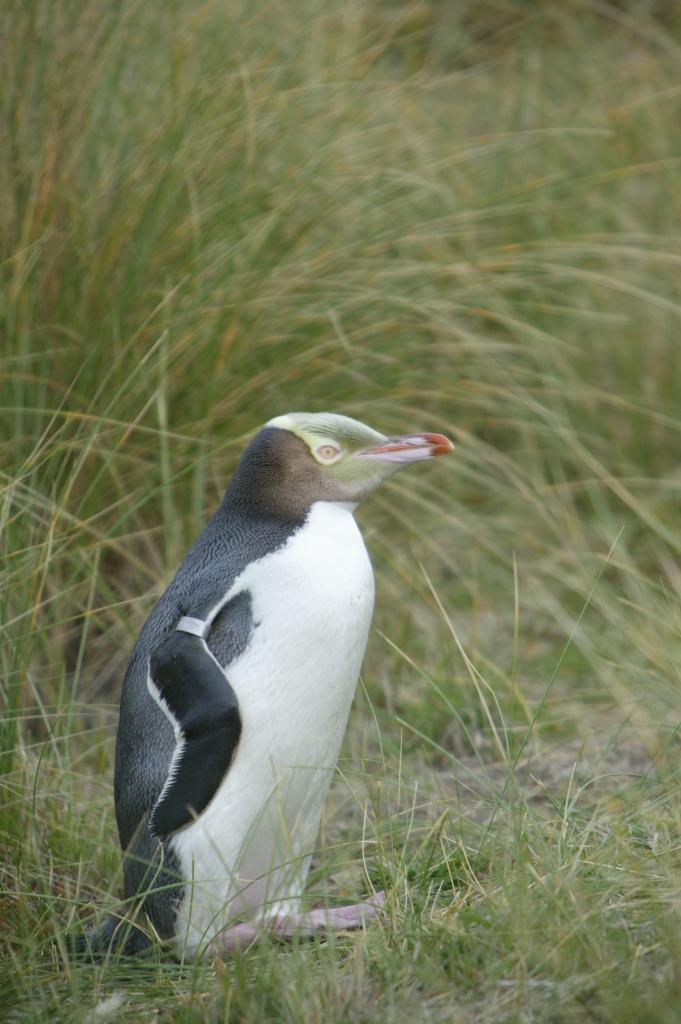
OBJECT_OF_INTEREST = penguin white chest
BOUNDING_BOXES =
[171,501,375,949]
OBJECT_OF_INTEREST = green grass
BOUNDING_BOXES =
[3,0,681,1019]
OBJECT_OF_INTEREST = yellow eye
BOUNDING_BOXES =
[317,443,340,462]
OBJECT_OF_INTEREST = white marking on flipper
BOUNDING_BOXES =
[146,671,187,836]
[146,672,178,731]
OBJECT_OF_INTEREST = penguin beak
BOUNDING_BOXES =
[358,432,455,464]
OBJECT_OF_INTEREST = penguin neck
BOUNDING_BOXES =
[324,500,359,514]
[217,484,308,529]
[218,488,358,530]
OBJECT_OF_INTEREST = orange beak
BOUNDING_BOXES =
[358,432,455,464]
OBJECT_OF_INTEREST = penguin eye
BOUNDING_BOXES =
[316,443,341,462]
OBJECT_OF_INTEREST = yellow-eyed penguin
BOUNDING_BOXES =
[81,412,453,957]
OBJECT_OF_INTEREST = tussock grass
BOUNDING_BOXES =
[3,1,681,1020]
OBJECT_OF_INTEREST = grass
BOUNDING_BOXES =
[2,0,681,1019]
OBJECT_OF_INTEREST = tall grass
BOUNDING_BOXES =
[2,1,681,1020]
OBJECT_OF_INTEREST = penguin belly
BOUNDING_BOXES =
[169,501,375,953]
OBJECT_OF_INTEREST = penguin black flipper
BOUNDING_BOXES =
[148,627,241,840]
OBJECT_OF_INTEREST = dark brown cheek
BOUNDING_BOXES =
[319,471,354,503]
[265,436,345,513]
[292,459,349,505]
[229,427,358,516]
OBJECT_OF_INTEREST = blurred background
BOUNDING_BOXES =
[3,1,681,1019]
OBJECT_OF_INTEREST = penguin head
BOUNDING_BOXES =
[234,412,453,511]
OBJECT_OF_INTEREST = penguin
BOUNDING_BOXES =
[81,412,453,958]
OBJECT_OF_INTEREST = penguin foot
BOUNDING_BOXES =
[215,891,386,952]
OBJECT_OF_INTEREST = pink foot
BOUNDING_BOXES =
[216,921,261,951]
[216,891,386,952]
[274,889,386,938]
